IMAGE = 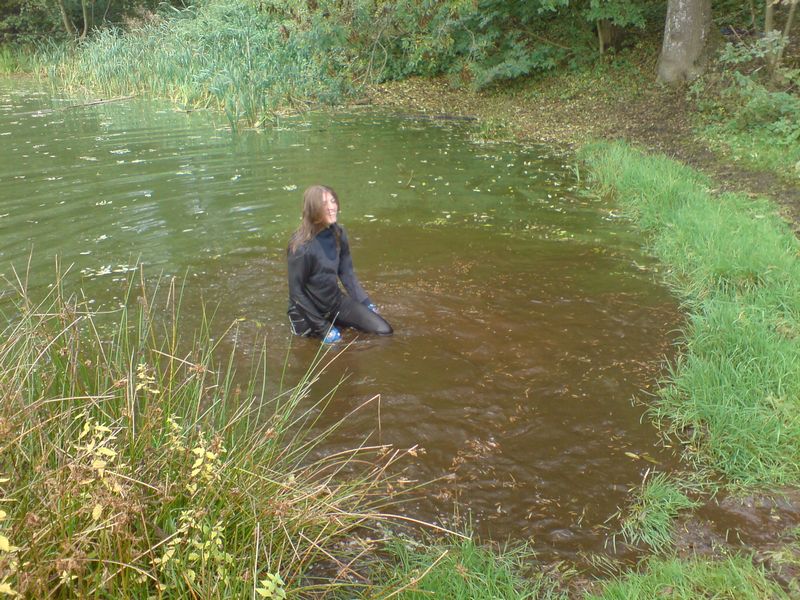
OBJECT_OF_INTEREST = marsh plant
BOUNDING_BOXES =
[45,1,355,128]
[0,45,34,74]
[0,269,409,597]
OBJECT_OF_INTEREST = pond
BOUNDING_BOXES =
[0,78,681,563]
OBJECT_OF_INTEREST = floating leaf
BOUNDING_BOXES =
[640,452,660,464]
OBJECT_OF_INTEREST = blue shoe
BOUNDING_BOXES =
[323,326,342,344]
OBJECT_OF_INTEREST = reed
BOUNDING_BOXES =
[581,141,800,489]
[43,2,353,128]
[0,268,407,598]
[0,45,35,74]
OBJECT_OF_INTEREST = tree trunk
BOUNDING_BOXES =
[597,20,626,54]
[80,0,92,39]
[657,0,713,84]
[56,0,77,36]
[765,0,776,34]
[772,0,798,79]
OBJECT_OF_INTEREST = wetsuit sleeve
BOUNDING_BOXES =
[288,248,330,335]
[337,227,370,304]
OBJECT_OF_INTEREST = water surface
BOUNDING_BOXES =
[0,78,681,562]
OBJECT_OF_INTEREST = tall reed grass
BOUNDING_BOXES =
[43,1,354,128]
[0,268,407,597]
[0,46,35,74]
[581,141,800,488]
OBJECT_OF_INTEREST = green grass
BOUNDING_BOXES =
[690,68,800,183]
[581,141,800,488]
[0,270,404,597]
[761,526,800,598]
[588,555,789,599]
[0,45,35,74]
[700,125,800,183]
[43,1,355,128]
[359,536,567,600]
[615,473,700,554]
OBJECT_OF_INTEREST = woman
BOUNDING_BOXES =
[287,185,393,343]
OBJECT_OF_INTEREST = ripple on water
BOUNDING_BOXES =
[0,79,681,562]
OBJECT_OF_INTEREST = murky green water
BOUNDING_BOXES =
[0,78,681,562]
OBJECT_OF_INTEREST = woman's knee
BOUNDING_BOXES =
[374,318,393,336]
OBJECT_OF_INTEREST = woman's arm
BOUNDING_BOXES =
[337,227,370,304]
[288,249,330,335]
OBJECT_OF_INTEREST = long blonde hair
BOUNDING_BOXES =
[288,185,340,253]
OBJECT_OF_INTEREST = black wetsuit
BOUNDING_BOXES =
[287,224,392,337]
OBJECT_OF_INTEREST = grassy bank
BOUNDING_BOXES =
[587,554,789,600]
[581,141,800,489]
[0,272,408,597]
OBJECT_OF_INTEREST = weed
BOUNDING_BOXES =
[0,269,405,596]
[361,536,568,600]
[614,472,700,553]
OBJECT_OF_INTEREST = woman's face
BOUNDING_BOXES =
[321,190,338,225]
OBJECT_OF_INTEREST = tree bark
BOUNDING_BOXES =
[80,0,92,39]
[597,20,625,54]
[772,0,798,78]
[657,0,713,84]
[56,0,77,36]
[765,0,776,34]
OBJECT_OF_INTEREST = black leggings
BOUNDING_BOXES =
[289,296,393,338]
[334,296,393,336]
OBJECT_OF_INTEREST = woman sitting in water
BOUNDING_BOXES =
[287,185,393,343]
